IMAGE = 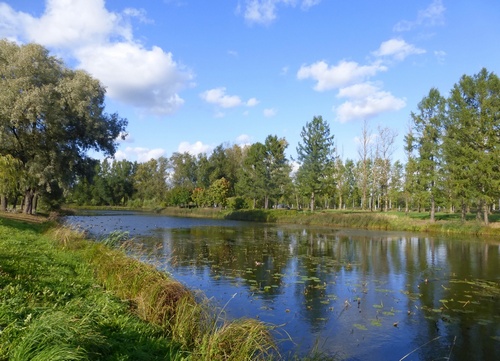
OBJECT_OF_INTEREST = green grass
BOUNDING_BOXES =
[0,216,278,360]
[0,218,180,361]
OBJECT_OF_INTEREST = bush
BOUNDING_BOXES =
[226,197,247,210]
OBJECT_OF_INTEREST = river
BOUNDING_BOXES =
[65,210,500,360]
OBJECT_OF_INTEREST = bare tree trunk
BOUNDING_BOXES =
[310,191,315,212]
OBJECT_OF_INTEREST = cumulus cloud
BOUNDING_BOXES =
[264,108,277,117]
[77,43,191,114]
[235,134,252,147]
[124,147,166,162]
[240,0,322,25]
[178,141,213,156]
[246,98,260,107]
[372,39,426,61]
[200,87,258,109]
[0,0,193,115]
[297,60,387,91]
[335,83,406,123]
[394,0,446,32]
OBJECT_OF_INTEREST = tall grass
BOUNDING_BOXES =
[51,222,278,360]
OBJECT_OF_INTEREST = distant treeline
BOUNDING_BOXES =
[0,38,499,225]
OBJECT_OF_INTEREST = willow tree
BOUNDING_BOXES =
[0,40,127,213]
[296,116,336,211]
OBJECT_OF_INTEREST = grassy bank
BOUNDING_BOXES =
[0,215,276,360]
[156,207,500,236]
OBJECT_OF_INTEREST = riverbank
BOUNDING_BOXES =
[0,215,277,360]
[156,207,500,237]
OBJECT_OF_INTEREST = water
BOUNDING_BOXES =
[65,210,500,360]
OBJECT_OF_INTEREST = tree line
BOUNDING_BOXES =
[1,41,499,224]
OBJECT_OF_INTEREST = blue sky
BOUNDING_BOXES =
[1,0,499,163]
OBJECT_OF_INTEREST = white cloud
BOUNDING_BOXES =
[394,0,446,32]
[125,147,166,162]
[26,0,128,48]
[335,83,406,123]
[434,50,446,64]
[246,98,260,107]
[200,87,242,108]
[200,87,257,109]
[373,39,426,61]
[77,43,191,114]
[0,0,193,116]
[178,141,213,156]
[297,60,387,91]
[264,108,277,117]
[235,134,252,147]
[240,0,322,25]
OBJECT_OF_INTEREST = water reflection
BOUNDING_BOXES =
[66,213,500,360]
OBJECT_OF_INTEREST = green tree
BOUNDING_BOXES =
[409,88,446,221]
[207,177,231,208]
[444,68,500,224]
[0,41,127,213]
[263,135,292,209]
[170,152,197,189]
[236,142,267,208]
[133,157,169,206]
[0,155,22,211]
[296,116,336,211]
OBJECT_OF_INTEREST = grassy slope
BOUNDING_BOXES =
[0,214,277,361]
[0,217,179,361]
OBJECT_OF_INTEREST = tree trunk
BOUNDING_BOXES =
[264,195,269,209]
[483,202,489,225]
[310,191,315,212]
[461,199,466,222]
[0,195,6,212]
[430,194,435,222]
[24,189,35,215]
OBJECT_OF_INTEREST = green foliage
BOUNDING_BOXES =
[296,116,336,211]
[226,196,247,210]
[0,40,127,214]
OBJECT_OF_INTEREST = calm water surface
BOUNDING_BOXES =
[66,210,500,360]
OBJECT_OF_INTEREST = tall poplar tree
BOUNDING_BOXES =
[296,116,336,211]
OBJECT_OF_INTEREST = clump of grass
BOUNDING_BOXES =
[198,318,277,361]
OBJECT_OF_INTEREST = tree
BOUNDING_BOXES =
[263,135,292,209]
[409,88,446,221]
[357,119,372,210]
[0,155,22,211]
[236,142,267,208]
[133,157,169,206]
[207,177,231,208]
[373,126,398,212]
[296,116,336,211]
[0,40,127,213]
[170,152,197,189]
[444,68,500,224]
